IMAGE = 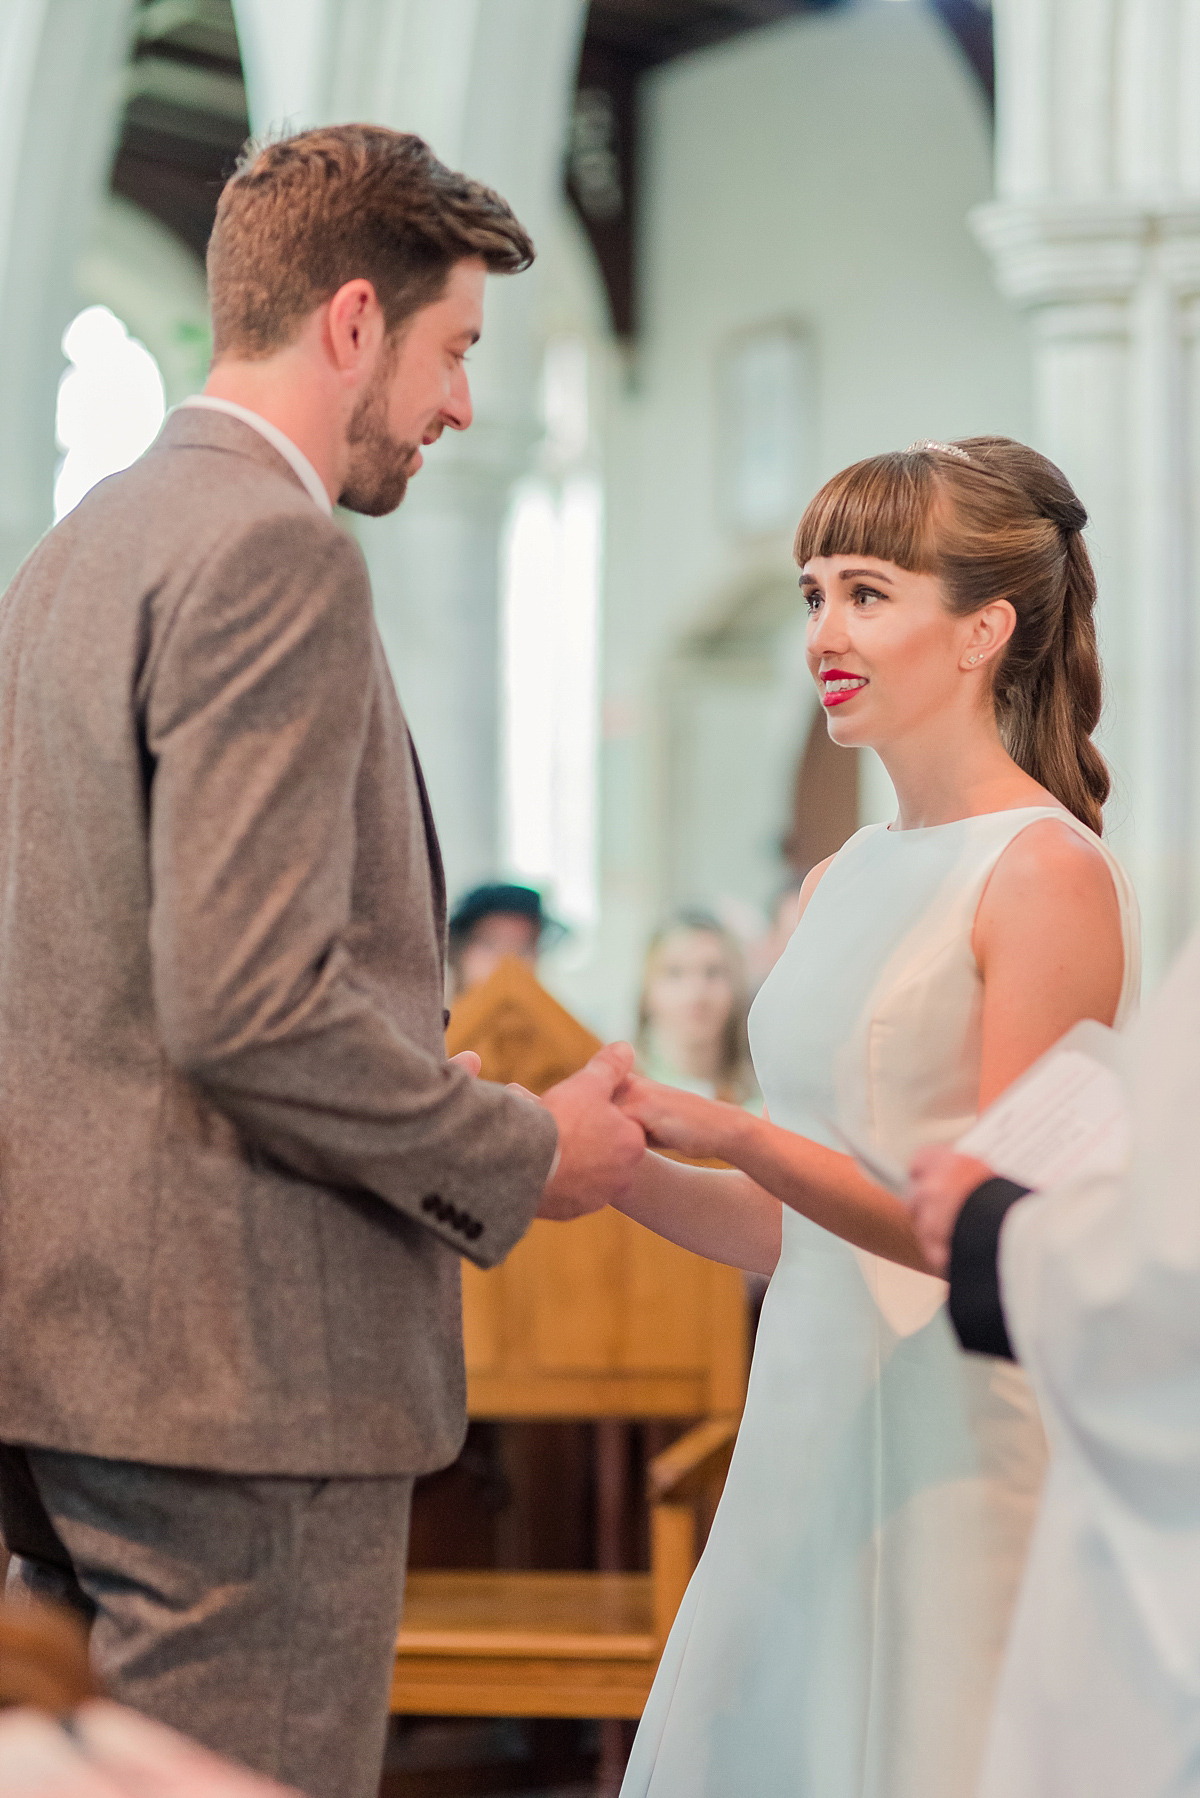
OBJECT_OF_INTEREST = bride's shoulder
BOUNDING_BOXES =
[973,814,1127,1024]
[980,813,1121,926]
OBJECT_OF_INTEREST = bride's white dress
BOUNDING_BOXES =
[621,807,1140,1798]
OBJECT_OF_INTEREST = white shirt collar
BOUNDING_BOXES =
[178,395,333,517]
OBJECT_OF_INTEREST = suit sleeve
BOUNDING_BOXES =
[947,1177,1032,1359]
[142,512,557,1267]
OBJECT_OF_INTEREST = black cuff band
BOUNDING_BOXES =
[947,1177,1031,1360]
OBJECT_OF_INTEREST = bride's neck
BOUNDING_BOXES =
[877,712,1045,831]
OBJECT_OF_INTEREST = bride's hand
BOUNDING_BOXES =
[616,1075,750,1162]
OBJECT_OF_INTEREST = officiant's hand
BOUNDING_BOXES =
[616,1075,749,1162]
[906,1145,994,1275]
[537,1042,646,1219]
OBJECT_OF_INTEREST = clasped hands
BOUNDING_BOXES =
[454,1040,998,1259]
[450,1044,748,1222]
[535,1057,753,1221]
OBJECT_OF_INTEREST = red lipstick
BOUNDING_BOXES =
[820,668,869,709]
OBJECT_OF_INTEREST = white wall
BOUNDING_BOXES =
[0,0,134,582]
[76,195,211,406]
[548,0,1033,1037]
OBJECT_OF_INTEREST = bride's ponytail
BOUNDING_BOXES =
[976,458,1108,835]
[795,435,1110,833]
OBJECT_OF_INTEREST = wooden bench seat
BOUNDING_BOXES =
[391,962,749,1725]
[393,1571,658,1718]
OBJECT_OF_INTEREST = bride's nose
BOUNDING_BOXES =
[808,596,850,655]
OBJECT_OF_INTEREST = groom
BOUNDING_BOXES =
[0,126,643,1798]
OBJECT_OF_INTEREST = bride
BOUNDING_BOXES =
[614,438,1140,1798]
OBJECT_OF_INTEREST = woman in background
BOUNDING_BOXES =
[635,911,759,1108]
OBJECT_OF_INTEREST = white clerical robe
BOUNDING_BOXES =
[977,926,1200,1795]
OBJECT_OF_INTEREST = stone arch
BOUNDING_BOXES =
[980,0,1200,975]
[660,568,823,918]
[75,194,210,407]
[0,0,134,581]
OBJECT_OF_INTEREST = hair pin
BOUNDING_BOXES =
[908,439,971,462]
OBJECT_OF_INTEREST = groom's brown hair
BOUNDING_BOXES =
[207,124,534,360]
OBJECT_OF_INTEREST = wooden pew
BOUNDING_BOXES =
[392,959,747,1719]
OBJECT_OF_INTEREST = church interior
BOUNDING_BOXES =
[3,0,1199,1793]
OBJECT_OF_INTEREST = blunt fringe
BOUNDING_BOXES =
[794,437,1109,835]
[207,124,535,359]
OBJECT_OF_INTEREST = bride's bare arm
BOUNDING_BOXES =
[617,820,1125,1277]
[613,1154,783,1277]
[972,817,1124,1106]
[616,846,927,1274]
[617,1091,927,1270]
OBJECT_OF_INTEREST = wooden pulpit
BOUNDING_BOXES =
[392,958,748,1719]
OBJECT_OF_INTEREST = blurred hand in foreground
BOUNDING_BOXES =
[537,1042,646,1219]
[449,1050,481,1077]
[906,1145,994,1276]
[616,1074,747,1163]
[0,1697,300,1796]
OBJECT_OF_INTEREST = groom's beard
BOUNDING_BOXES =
[339,360,420,517]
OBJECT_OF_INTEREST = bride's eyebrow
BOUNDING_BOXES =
[838,567,895,583]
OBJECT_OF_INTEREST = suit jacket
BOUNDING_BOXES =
[0,407,557,1477]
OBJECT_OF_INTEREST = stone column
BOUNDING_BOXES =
[976,1,1200,981]
[232,0,587,898]
[0,0,134,583]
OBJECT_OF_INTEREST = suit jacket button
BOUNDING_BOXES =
[421,1194,440,1214]
[467,1220,483,1242]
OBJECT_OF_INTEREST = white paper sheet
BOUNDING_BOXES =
[955,1018,1131,1189]
[829,1019,1132,1198]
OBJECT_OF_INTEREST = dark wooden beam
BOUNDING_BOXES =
[931,0,994,108]
[583,0,834,66]
[565,39,641,338]
[568,0,993,341]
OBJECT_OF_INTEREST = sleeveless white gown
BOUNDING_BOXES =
[621,807,1140,1798]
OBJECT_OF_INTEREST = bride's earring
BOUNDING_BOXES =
[966,653,980,666]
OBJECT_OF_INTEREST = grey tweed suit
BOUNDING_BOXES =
[0,407,557,1794]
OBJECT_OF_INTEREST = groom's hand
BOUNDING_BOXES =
[537,1042,646,1219]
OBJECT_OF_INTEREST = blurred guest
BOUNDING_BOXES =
[635,911,760,1109]
[448,883,564,999]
